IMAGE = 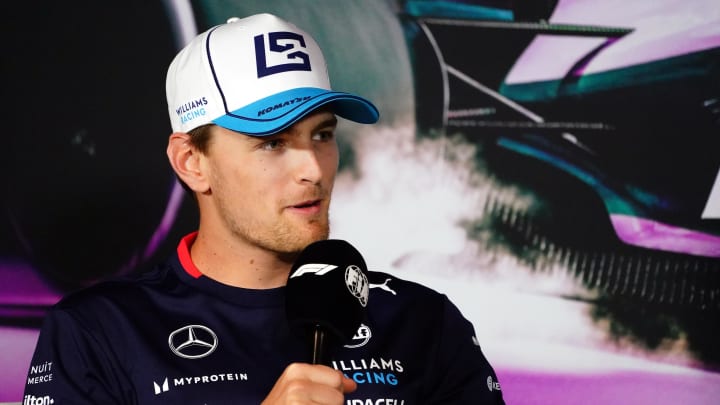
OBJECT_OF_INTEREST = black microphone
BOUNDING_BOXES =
[285,239,369,365]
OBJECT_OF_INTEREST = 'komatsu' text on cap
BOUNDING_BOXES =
[166,13,379,136]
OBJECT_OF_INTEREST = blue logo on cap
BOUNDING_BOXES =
[254,32,311,78]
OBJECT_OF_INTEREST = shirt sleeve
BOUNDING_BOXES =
[23,306,136,404]
[423,295,506,404]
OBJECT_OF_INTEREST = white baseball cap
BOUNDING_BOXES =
[166,13,379,135]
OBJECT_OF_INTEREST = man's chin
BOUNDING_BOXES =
[296,228,330,250]
[279,223,329,254]
[274,232,328,263]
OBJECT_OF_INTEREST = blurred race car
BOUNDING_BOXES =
[399,0,720,258]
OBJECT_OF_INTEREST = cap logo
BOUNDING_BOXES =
[254,31,311,78]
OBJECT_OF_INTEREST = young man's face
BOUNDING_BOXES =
[202,109,340,255]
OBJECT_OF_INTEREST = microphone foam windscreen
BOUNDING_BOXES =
[285,239,369,342]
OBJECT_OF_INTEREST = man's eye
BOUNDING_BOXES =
[260,139,284,150]
[312,130,335,142]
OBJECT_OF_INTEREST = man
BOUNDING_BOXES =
[24,13,505,404]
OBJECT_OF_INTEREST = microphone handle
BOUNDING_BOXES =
[312,325,326,365]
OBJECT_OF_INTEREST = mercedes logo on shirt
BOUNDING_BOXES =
[168,324,218,359]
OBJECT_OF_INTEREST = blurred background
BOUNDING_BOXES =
[3,0,719,403]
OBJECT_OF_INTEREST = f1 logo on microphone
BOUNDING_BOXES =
[254,31,311,78]
[290,263,338,278]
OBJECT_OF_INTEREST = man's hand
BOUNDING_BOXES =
[262,363,357,404]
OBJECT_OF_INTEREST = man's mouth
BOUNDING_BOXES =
[292,200,321,209]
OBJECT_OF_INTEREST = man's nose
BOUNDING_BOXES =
[294,147,324,184]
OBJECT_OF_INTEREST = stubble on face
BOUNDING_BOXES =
[215,183,332,256]
[206,112,339,258]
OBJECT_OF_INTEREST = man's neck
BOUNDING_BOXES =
[189,229,296,289]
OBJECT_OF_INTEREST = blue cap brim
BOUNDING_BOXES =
[213,87,379,136]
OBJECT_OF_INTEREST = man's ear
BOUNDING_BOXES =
[166,132,210,193]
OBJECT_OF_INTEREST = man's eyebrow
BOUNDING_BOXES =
[243,115,339,142]
[285,115,338,137]
[312,116,338,132]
